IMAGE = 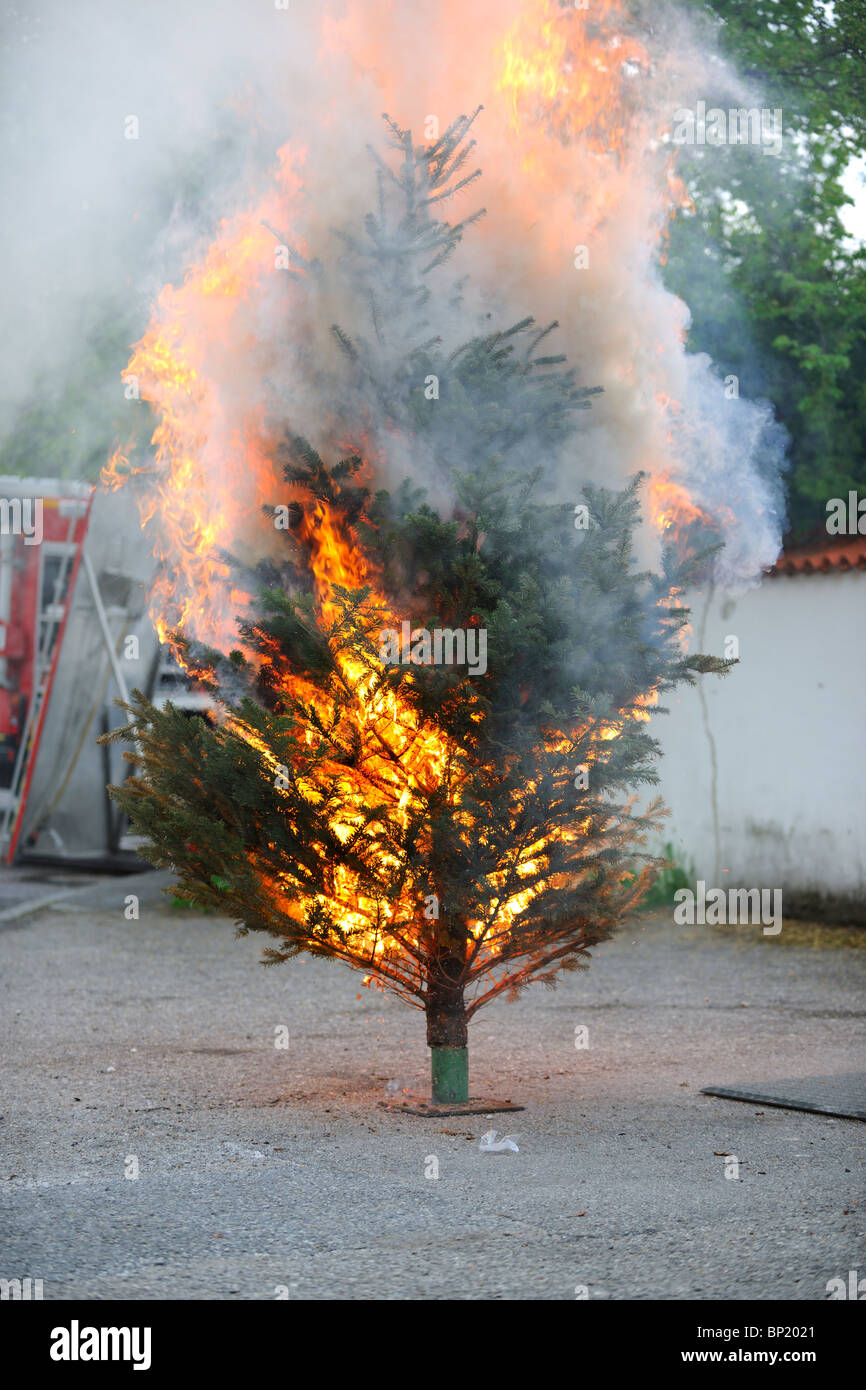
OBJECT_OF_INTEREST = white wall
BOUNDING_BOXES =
[649,569,865,909]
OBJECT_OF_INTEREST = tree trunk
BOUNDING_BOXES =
[426,975,468,1104]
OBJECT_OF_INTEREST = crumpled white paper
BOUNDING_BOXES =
[479,1129,519,1153]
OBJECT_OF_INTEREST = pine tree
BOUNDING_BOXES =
[105,114,730,1106]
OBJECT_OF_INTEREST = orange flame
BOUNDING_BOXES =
[495,0,690,241]
[118,145,306,657]
[648,473,708,535]
[227,495,463,964]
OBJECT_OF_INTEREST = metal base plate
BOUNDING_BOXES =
[379,1094,525,1118]
[701,1071,866,1121]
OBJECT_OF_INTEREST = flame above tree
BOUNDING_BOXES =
[103,0,735,662]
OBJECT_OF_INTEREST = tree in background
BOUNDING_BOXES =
[105,118,730,1106]
[665,0,866,538]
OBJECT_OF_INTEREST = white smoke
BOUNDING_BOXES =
[1,0,787,597]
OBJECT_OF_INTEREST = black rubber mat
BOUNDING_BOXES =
[701,1072,866,1121]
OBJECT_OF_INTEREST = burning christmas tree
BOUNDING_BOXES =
[105,111,731,1107]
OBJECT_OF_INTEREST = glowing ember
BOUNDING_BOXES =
[648,473,710,535]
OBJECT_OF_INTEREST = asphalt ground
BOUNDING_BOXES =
[1,874,863,1300]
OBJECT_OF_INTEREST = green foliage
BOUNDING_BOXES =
[0,309,152,480]
[638,841,695,910]
[665,0,866,538]
[170,894,218,914]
